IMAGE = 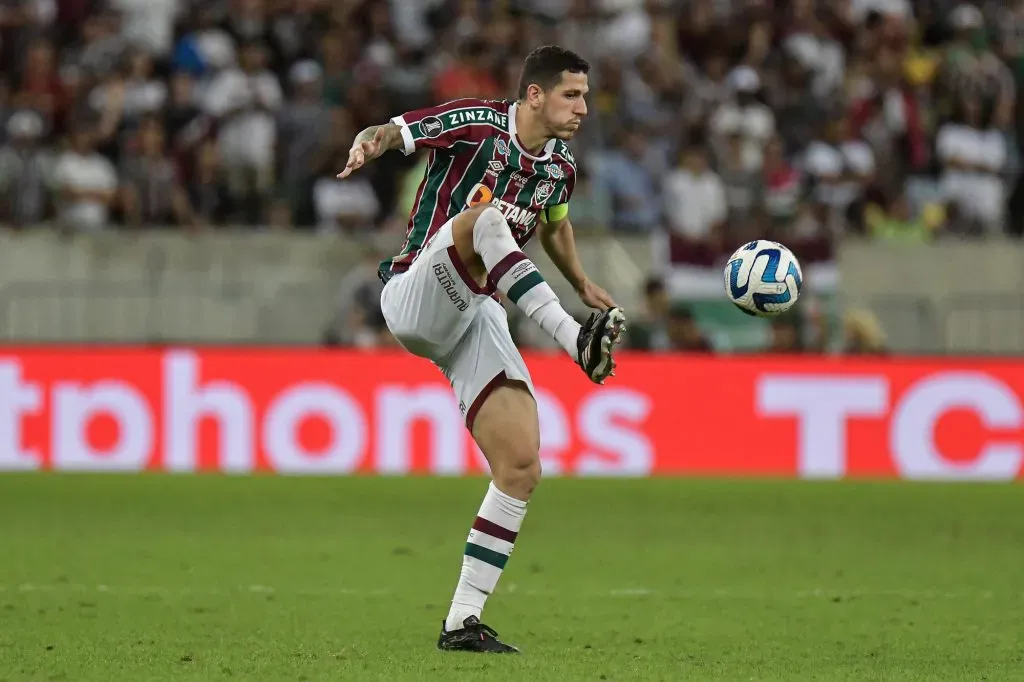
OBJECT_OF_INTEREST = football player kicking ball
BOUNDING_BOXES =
[338,45,626,653]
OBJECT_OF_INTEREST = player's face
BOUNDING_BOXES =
[541,71,589,140]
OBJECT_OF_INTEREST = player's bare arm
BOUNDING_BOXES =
[538,214,618,310]
[336,123,404,179]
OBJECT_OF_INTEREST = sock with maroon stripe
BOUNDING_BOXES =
[472,206,580,357]
[445,481,527,631]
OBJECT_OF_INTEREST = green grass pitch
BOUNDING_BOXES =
[1,475,1023,681]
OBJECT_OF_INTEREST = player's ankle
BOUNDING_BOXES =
[445,605,481,632]
[554,315,581,358]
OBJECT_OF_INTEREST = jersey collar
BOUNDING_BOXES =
[508,102,556,162]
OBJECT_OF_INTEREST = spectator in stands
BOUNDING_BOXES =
[318,29,353,108]
[597,129,662,234]
[187,139,232,225]
[15,37,65,133]
[709,66,775,173]
[0,109,51,227]
[6,0,1024,253]
[433,36,501,103]
[120,115,194,227]
[996,1,1024,87]
[108,0,182,63]
[313,106,379,232]
[663,143,727,265]
[203,39,281,223]
[665,303,713,352]
[65,11,126,81]
[626,275,671,351]
[715,120,762,242]
[842,308,888,354]
[864,187,942,241]
[936,93,1008,234]
[322,249,392,349]
[785,200,837,263]
[163,70,207,159]
[560,162,611,233]
[767,314,804,353]
[89,47,167,132]
[52,125,118,231]
[802,114,877,229]
[848,45,929,191]
[761,135,803,230]
[170,5,236,79]
[277,59,332,226]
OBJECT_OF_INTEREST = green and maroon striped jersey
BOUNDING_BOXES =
[380,98,577,280]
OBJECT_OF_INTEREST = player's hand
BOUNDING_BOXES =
[337,127,388,179]
[576,278,617,310]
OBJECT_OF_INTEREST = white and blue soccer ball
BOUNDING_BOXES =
[724,240,803,317]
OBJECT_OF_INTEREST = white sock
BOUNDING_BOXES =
[472,207,581,357]
[445,481,528,632]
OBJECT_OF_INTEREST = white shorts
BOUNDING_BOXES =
[379,217,535,430]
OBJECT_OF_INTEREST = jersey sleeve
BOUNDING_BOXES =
[390,98,508,156]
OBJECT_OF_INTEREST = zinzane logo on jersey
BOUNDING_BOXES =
[445,108,508,129]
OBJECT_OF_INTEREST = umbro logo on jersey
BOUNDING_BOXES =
[419,116,443,138]
[486,160,503,177]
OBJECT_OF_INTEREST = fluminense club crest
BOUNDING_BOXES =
[534,180,555,204]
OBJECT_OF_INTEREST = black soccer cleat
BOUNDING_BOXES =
[577,307,626,384]
[437,616,520,653]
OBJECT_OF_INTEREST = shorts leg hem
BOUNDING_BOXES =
[465,370,508,432]
[445,245,488,295]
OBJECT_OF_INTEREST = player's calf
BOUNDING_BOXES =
[472,383,541,500]
[441,381,539,649]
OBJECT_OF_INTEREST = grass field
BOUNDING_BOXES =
[1,475,1023,681]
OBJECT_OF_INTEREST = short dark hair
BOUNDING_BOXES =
[669,304,695,322]
[517,45,589,100]
[644,276,665,297]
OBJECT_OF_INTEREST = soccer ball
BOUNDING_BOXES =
[724,240,803,317]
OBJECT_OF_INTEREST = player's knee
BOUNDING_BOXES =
[486,426,541,497]
[495,454,542,498]
[473,205,507,233]
[462,205,510,247]
[454,204,493,232]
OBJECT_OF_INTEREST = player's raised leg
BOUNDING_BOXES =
[437,376,539,654]
[450,204,625,383]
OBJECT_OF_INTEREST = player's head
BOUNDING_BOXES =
[517,45,590,140]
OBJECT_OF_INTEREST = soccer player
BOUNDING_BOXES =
[337,45,625,653]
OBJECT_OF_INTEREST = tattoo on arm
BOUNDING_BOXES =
[353,123,403,152]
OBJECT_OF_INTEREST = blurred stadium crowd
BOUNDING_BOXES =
[0,0,1018,352]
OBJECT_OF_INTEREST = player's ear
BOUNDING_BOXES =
[526,83,544,107]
